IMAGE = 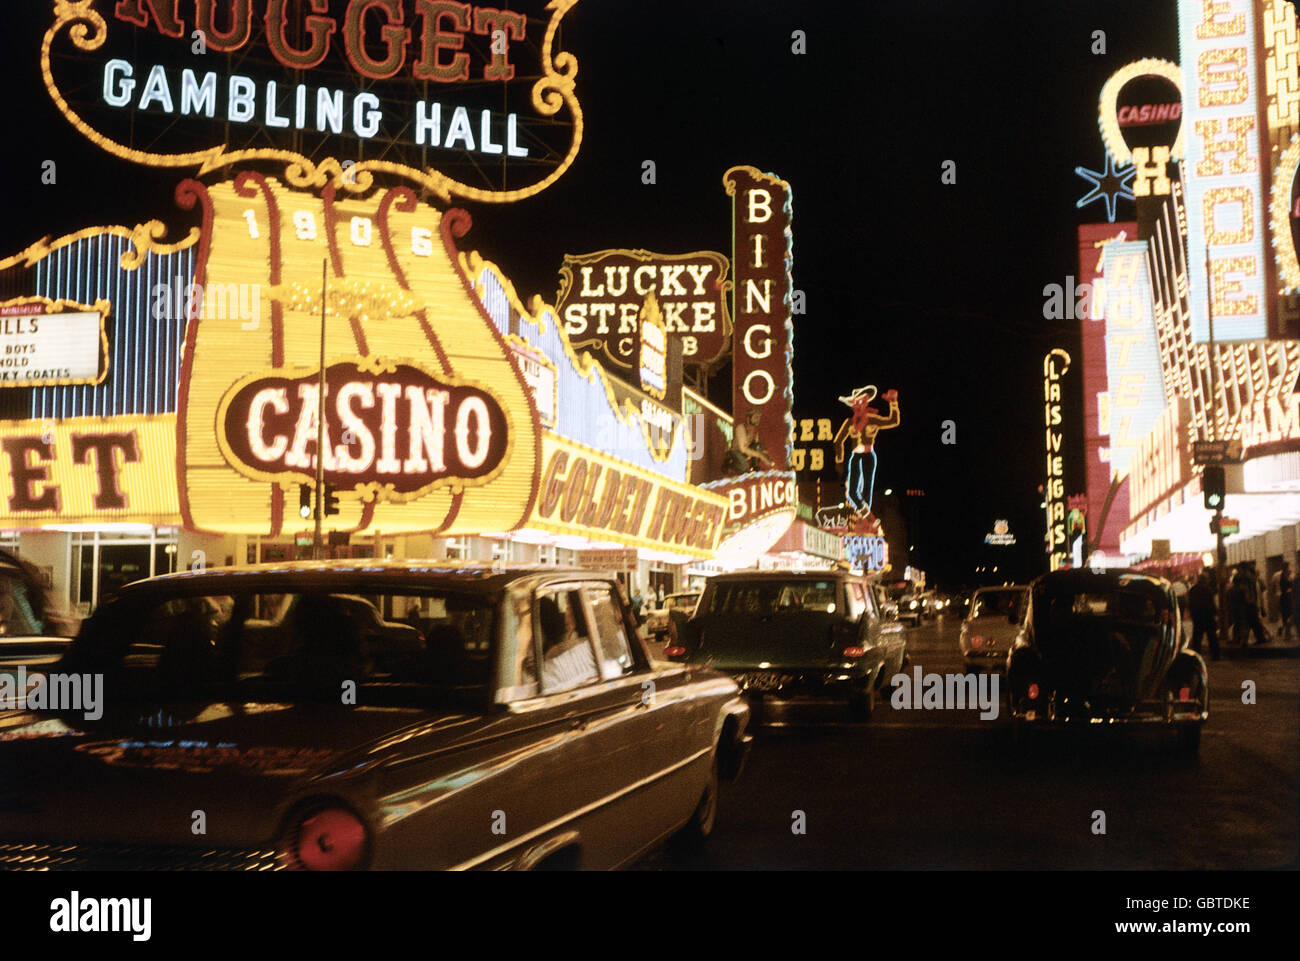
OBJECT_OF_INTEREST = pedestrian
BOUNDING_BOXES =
[1234,563,1271,646]
[631,589,644,625]
[1270,564,1284,629]
[1253,561,1270,623]
[1280,561,1296,642]
[1187,569,1220,660]
[1227,567,1246,645]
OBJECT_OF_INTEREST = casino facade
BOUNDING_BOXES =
[1069,0,1300,581]
[0,0,853,615]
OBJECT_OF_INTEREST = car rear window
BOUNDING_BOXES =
[70,587,496,707]
[970,590,1024,619]
[1044,590,1162,621]
[699,580,840,615]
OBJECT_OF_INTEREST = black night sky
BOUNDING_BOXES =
[0,0,1180,586]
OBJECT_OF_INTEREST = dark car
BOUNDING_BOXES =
[666,570,906,720]
[0,560,751,870]
[1005,569,1208,753]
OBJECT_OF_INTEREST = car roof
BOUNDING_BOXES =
[705,570,863,582]
[107,559,607,599]
[1030,568,1172,592]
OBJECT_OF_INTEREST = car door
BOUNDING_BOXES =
[563,580,691,863]
[859,580,906,680]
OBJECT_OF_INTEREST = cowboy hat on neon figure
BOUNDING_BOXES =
[833,385,899,517]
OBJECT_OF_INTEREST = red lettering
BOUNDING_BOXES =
[644,487,670,542]
[592,468,621,529]
[194,0,252,51]
[537,452,567,518]
[472,6,526,81]
[414,0,471,82]
[72,433,140,510]
[559,458,587,524]
[3,437,59,512]
[578,464,604,527]
[266,0,336,69]
[114,0,184,38]
[345,0,411,80]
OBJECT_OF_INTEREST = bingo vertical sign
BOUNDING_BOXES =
[725,165,794,472]
[1044,348,1072,570]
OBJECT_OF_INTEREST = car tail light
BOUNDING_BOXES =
[842,646,865,658]
[970,635,984,649]
[664,646,687,658]
[280,806,369,871]
[1027,683,1040,700]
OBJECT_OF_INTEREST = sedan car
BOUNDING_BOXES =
[1005,569,1208,754]
[0,561,752,870]
[666,570,906,720]
[958,585,1028,673]
[896,592,924,626]
[645,591,702,642]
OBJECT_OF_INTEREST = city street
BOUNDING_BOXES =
[640,615,1300,870]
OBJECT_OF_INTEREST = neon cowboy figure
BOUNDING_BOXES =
[834,385,899,515]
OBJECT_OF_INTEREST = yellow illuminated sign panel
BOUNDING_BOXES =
[0,415,178,527]
[179,176,540,536]
[530,434,727,558]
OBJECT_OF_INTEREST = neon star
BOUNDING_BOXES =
[1074,155,1135,223]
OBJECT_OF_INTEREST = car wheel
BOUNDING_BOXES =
[848,681,876,720]
[1175,725,1201,756]
[674,754,719,849]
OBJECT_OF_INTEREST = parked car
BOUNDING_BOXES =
[645,591,702,642]
[0,560,752,870]
[1005,569,1208,754]
[958,585,1028,673]
[666,570,907,720]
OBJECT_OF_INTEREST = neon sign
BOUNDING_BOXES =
[178,175,541,536]
[43,0,582,202]
[218,359,508,498]
[1177,0,1271,341]
[726,165,793,472]
[842,535,887,573]
[557,250,731,369]
[1044,348,1071,570]
[1101,240,1167,477]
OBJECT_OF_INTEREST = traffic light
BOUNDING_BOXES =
[323,484,340,516]
[1203,466,1225,511]
[299,484,312,520]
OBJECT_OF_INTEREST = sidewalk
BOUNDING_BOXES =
[1221,619,1300,659]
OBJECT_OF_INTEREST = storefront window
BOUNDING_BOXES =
[69,529,179,615]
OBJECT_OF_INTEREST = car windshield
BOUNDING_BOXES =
[970,590,1025,619]
[62,587,497,707]
[699,580,839,615]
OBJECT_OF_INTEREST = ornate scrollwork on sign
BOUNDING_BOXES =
[42,0,583,203]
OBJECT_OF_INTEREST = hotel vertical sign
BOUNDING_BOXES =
[725,165,794,472]
[1178,0,1273,342]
